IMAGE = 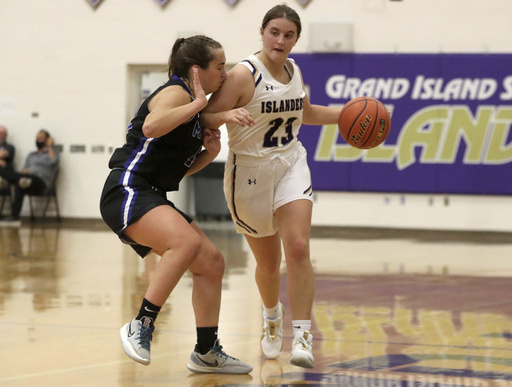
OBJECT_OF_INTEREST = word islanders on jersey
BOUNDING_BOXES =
[260,97,305,113]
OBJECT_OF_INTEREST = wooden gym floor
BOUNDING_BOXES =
[1,219,512,386]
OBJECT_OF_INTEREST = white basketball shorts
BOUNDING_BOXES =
[223,142,313,237]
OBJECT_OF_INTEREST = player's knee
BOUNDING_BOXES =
[285,237,309,264]
[178,233,203,261]
[191,246,225,280]
[208,248,225,279]
[257,255,281,276]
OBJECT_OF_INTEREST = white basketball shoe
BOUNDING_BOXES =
[260,303,284,359]
[289,330,314,368]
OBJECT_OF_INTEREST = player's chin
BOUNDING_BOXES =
[270,49,288,60]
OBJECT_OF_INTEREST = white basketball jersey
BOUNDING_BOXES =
[226,54,306,158]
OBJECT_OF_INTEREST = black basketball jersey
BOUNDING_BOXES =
[108,75,203,191]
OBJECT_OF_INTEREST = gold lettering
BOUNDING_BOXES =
[485,106,512,164]
[397,106,447,170]
[440,106,492,163]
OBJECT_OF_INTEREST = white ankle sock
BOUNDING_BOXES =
[263,301,281,320]
[292,320,311,336]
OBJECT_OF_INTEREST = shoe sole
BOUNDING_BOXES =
[119,323,150,366]
[186,362,253,374]
[262,348,282,359]
[289,354,315,369]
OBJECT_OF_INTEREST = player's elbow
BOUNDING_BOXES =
[142,121,157,138]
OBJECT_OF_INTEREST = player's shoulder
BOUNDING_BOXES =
[150,83,190,110]
[228,61,257,87]
[233,58,258,78]
[286,57,302,73]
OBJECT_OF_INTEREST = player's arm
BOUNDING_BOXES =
[202,65,255,129]
[298,67,340,126]
[185,128,222,176]
[302,95,340,126]
[143,68,206,138]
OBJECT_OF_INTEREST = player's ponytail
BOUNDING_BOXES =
[167,35,223,81]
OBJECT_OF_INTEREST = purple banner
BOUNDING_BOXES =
[290,53,512,195]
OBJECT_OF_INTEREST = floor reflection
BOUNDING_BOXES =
[1,220,512,386]
[0,225,61,314]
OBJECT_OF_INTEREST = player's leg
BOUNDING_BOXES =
[184,221,253,374]
[125,205,202,305]
[245,233,282,309]
[120,205,201,365]
[275,198,315,368]
[246,233,285,359]
[224,155,284,360]
[186,222,224,328]
[275,199,314,321]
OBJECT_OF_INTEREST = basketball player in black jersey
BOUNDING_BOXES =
[100,36,252,374]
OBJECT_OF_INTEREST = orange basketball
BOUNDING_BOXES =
[338,97,391,149]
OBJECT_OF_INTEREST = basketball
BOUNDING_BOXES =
[338,97,391,149]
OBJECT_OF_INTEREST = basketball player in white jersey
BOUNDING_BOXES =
[203,5,341,368]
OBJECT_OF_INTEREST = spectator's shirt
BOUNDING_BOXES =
[24,149,59,188]
[0,141,16,170]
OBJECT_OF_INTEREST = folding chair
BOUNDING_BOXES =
[0,182,12,216]
[28,169,61,221]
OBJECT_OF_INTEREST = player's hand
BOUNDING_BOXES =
[223,108,255,126]
[46,136,55,147]
[192,67,207,109]
[203,128,221,157]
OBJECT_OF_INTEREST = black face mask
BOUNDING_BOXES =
[36,141,46,149]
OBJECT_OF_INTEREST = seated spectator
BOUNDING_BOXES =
[0,125,16,190]
[0,129,59,225]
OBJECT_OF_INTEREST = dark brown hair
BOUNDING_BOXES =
[261,3,302,37]
[39,129,50,138]
[167,35,222,80]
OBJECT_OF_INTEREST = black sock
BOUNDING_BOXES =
[195,327,219,355]
[135,298,161,326]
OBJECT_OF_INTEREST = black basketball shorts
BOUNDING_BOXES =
[99,169,192,257]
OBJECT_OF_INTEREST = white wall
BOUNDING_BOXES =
[1,0,511,230]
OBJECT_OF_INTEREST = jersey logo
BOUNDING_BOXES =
[191,121,202,140]
[185,148,202,168]
[265,85,274,91]
[248,179,257,185]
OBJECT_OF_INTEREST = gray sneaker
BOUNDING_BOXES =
[119,317,154,365]
[187,344,253,374]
